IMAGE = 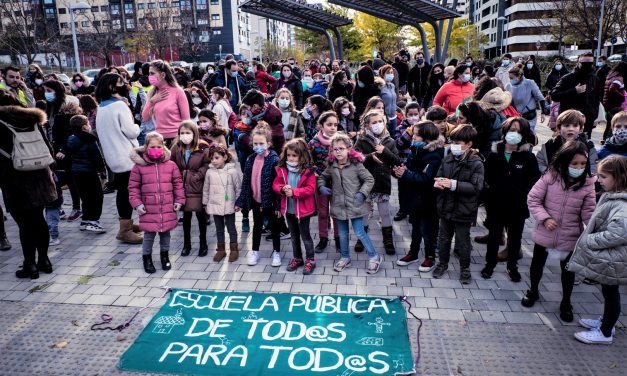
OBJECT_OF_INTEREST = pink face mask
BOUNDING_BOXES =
[148,75,160,86]
[74,81,83,88]
[147,148,164,160]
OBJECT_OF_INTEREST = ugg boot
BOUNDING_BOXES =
[116,219,143,244]
[382,226,396,255]
[130,219,141,233]
[228,243,239,262]
[143,255,156,273]
[213,243,227,262]
[160,252,171,270]
[354,226,368,253]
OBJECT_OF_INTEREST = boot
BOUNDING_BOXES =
[315,237,328,253]
[160,252,171,271]
[37,256,53,274]
[199,240,208,257]
[143,255,156,274]
[0,233,11,251]
[354,226,368,253]
[228,243,239,262]
[130,219,141,234]
[181,239,192,257]
[116,219,143,244]
[213,243,227,262]
[16,262,39,279]
[382,226,396,255]
[334,237,340,253]
[497,247,523,262]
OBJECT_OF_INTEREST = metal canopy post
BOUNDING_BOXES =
[332,26,345,60]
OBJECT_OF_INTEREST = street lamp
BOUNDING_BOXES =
[69,2,91,73]
[497,17,507,57]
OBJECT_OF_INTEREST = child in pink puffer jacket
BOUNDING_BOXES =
[521,140,596,322]
[129,132,185,274]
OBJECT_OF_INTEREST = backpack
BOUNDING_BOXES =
[0,119,54,171]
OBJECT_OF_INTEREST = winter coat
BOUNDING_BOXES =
[433,80,475,115]
[395,119,414,162]
[536,134,598,174]
[568,192,627,285]
[422,78,444,110]
[51,102,82,171]
[436,149,485,223]
[308,132,332,175]
[235,150,280,211]
[283,109,305,140]
[354,132,401,195]
[485,142,541,221]
[275,75,304,109]
[170,141,211,212]
[202,162,242,216]
[272,166,317,219]
[255,70,277,95]
[523,65,542,88]
[353,84,381,121]
[380,82,398,119]
[597,138,627,160]
[550,69,603,133]
[507,78,545,116]
[407,63,431,99]
[65,131,105,173]
[250,104,286,153]
[327,82,353,103]
[528,171,596,252]
[545,67,569,91]
[317,151,374,220]
[339,115,357,134]
[96,98,140,173]
[128,147,185,233]
[596,64,611,87]
[399,138,445,212]
[0,106,57,213]
[602,70,625,111]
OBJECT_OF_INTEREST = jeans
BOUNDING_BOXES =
[601,284,621,337]
[214,213,237,243]
[142,231,171,256]
[11,207,49,266]
[73,172,103,222]
[528,244,574,304]
[113,171,133,220]
[45,207,60,240]
[182,211,207,245]
[486,217,525,268]
[337,217,377,258]
[285,213,314,260]
[438,218,471,269]
[251,201,280,252]
[315,191,338,238]
[409,212,438,259]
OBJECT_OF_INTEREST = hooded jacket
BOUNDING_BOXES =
[202,162,242,216]
[128,147,185,233]
[399,137,445,212]
[602,70,625,111]
[275,74,303,109]
[536,134,598,174]
[354,131,401,195]
[568,192,627,285]
[170,140,211,212]
[255,69,277,94]
[235,149,280,211]
[65,131,105,173]
[272,166,317,219]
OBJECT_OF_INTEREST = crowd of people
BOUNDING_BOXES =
[0,49,626,346]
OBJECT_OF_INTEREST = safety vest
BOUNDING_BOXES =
[0,83,28,106]
[131,85,153,97]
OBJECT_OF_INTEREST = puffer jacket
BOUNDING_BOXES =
[537,134,598,174]
[275,75,303,109]
[128,147,185,233]
[65,131,105,173]
[272,166,317,218]
[436,149,485,223]
[250,104,285,153]
[202,162,242,216]
[568,192,627,285]
[317,150,374,220]
[399,137,445,212]
[170,140,211,212]
[602,70,625,111]
[308,131,332,175]
[354,132,400,195]
[235,150,280,211]
[432,80,475,114]
[528,171,596,252]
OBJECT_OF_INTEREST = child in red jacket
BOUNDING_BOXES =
[272,139,318,274]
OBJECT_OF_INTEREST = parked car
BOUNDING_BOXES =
[608,54,624,62]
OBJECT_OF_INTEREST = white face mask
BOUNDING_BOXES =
[282,71,292,79]
[341,108,351,116]
[192,97,202,105]
[278,98,290,109]
[371,121,385,135]
[407,116,420,125]
[35,79,43,85]
[179,133,194,145]
[450,144,464,156]
[207,69,214,74]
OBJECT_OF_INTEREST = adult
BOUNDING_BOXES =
[253,62,277,95]
[596,56,611,85]
[206,60,249,113]
[209,86,233,131]
[191,63,203,82]
[0,89,57,279]
[242,89,285,152]
[95,73,143,244]
[379,64,399,134]
[551,53,603,137]
[545,59,569,92]
[464,55,476,69]
[25,66,45,102]
[506,64,548,130]
[432,64,475,115]
[274,88,304,140]
[421,63,445,111]
[407,52,432,107]
[352,65,381,121]
[71,73,93,96]
[0,66,35,107]
[523,56,542,89]
[602,62,627,139]
[274,64,303,109]
[142,60,190,144]
[392,54,410,93]
[495,53,513,87]
[287,57,302,79]
[327,70,353,103]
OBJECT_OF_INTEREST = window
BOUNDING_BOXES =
[138,3,144,9]
[172,1,180,7]
[197,0,207,10]
[44,0,54,4]
[100,5,109,12]
[148,3,156,9]
[81,21,90,27]
[180,0,191,10]
[91,6,99,13]
[112,19,121,29]
[211,14,220,20]
[111,4,120,15]
[58,8,66,14]
[160,2,167,8]
[102,20,109,26]
[93,21,100,27]
[60,22,68,29]
[198,17,208,25]
[211,0,219,4]
[172,16,180,22]
[213,29,221,35]
[126,18,135,29]
[44,8,55,19]
[124,3,134,14]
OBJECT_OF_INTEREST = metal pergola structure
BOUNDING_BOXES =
[328,0,461,63]
[239,0,353,61]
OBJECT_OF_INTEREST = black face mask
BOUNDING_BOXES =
[579,62,594,74]
[116,85,129,97]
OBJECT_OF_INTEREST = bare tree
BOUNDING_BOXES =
[79,8,121,66]
[142,0,181,59]
[0,1,42,64]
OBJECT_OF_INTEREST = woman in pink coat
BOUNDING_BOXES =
[129,132,185,274]
[522,141,596,322]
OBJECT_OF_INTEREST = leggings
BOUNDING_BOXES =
[528,244,574,305]
[486,217,525,268]
[365,198,392,228]
[142,231,171,256]
[251,201,280,252]
[10,207,49,266]
[601,284,621,337]
[214,213,237,243]
[114,171,133,220]
[182,211,207,244]
[285,214,314,260]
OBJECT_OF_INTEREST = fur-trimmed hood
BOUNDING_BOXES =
[130,146,172,165]
[490,141,534,153]
[422,135,446,152]
[374,76,386,89]
[0,105,47,126]
[327,148,365,164]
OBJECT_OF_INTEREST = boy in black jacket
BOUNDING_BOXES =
[65,115,106,233]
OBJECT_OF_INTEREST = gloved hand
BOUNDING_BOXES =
[319,186,333,196]
[354,192,366,203]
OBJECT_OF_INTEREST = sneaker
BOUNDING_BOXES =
[574,328,613,345]
[367,254,383,274]
[247,250,260,266]
[242,217,250,232]
[333,257,351,272]
[178,216,184,223]
[418,258,436,272]
[49,238,61,246]
[79,221,88,231]
[271,251,282,267]
[579,316,616,335]
[58,209,67,220]
[84,222,106,234]
[582,278,599,285]
[261,226,271,235]
[397,253,419,266]
[303,259,316,275]
[432,263,448,278]
[507,267,521,282]
[460,268,472,284]
[67,209,82,222]
[286,258,304,272]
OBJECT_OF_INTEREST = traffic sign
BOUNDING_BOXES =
[611,36,618,44]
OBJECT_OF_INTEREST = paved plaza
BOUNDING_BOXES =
[1,122,626,375]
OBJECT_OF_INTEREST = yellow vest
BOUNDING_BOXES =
[131,85,153,97]
[0,83,28,106]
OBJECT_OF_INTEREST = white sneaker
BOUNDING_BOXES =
[574,328,613,345]
[49,238,61,246]
[84,222,106,234]
[271,251,282,267]
[579,316,616,335]
[334,257,351,272]
[247,251,260,266]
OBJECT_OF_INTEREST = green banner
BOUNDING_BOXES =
[119,289,415,375]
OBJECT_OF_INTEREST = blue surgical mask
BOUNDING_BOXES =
[277,98,290,109]
[462,73,471,83]
[242,117,251,125]
[411,141,425,149]
[555,64,563,71]
[510,79,520,85]
[596,61,604,67]
[384,73,394,82]
[231,71,238,78]
[44,92,56,102]
[568,167,585,178]
[466,62,472,67]
[505,131,522,145]
[526,63,533,70]
[502,59,510,66]
[253,145,267,155]
[357,80,365,88]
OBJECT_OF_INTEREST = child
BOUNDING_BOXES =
[359,97,385,125]
[425,105,455,140]
[393,122,444,271]
[129,132,185,273]
[203,145,243,262]
[432,125,484,283]
[597,111,627,160]
[394,102,422,222]
[481,117,541,282]
[197,109,219,144]
[65,115,106,233]
[232,104,253,232]
[318,133,382,274]
[170,121,210,257]
[523,141,596,322]
[354,110,401,255]
[569,155,627,344]
[273,139,317,274]
[274,88,305,141]
[235,123,282,267]
[308,111,340,252]
[537,109,598,174]
[333,97,357,138]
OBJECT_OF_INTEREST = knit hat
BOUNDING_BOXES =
[478,87,512,112]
